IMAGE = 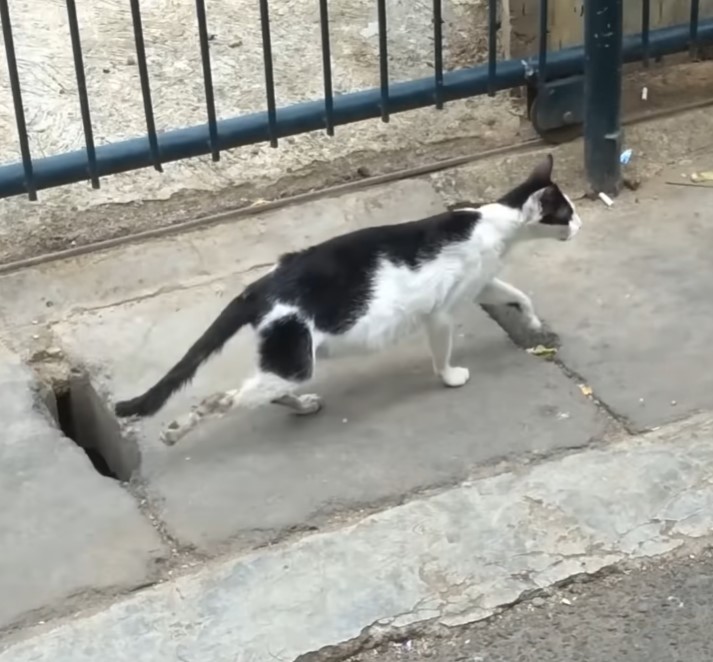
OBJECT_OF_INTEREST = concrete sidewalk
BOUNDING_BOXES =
[40,178,607,553]
[1,145,713,656]
[0,341,165,630]
[2,414,713,661]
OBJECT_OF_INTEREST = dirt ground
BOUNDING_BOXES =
[0,38,712,267]
[0,0,520,263]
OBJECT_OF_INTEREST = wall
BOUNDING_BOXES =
[510,0,713,56]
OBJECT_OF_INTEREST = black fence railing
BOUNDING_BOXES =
[0,0,711,201]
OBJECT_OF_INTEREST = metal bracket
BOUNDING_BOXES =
[528,75,585,144]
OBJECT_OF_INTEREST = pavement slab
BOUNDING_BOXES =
[435,156,713,430]
[2,413,712,662]
[55,285,606,553]
[41,182,608,552]
[0,342,166,632]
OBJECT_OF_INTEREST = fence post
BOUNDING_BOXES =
[583,0,623,195]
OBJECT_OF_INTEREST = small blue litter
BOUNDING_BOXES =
[620,149,633,165]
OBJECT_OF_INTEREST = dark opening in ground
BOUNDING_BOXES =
[52,374,140,482]
[55,388,119,480]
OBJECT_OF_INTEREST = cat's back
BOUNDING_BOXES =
[260,209,481,334]
[278,208,481,275]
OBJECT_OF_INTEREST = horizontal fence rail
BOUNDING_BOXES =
[0,0,712,200]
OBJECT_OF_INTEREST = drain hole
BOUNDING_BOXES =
[55,389,76,440]
[56,389,118,480]
[52,373,140,482]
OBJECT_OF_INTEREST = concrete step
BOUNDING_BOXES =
[0,341,165,632]
[2,413,713,661]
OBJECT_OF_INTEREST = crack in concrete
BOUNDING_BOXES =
[127,481,203,564]
[63,260,275,317]
[481,303,637,435]
[551,357,639,435]
[294,528,710,662]
[292,557,633,662]
[308,536,684,662]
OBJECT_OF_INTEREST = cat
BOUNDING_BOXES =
[115,154,581,445]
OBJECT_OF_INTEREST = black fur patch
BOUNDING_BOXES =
[538,185,574,226]
[259,315,313,382]
[255,209,481,334]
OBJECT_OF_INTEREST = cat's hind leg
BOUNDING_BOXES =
[476,278,542,331]
[425,312,470,388]
[160,313,320,446]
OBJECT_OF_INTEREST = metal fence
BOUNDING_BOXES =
[0,0,712,200]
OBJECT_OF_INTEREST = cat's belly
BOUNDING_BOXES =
[319,310,424,357]
[314,258,498,357]
[318,288,472,357]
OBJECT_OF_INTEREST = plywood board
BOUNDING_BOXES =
[510,0,713,55]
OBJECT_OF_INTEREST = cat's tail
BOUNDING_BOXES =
[114,291,258,418]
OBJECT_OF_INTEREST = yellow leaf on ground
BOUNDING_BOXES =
[690,171,713,183]
[526,345,558,359]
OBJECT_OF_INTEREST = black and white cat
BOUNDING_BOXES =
[115,154,581,445]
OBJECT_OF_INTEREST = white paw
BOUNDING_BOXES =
[197,389,237,414]
[160,425,185,446]
[441,366,470,388]
[160,411,199,446]
[294,393,323,416]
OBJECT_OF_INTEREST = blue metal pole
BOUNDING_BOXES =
[584,0,623,195]
[432,0,444,109]
[0,0,36,199]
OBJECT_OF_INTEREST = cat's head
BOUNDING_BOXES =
[499,154,582,242]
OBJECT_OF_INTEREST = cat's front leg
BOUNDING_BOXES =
[425,313,470,388]
[476,278,542,331]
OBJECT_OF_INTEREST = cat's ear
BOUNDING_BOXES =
[528,154,554,184]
